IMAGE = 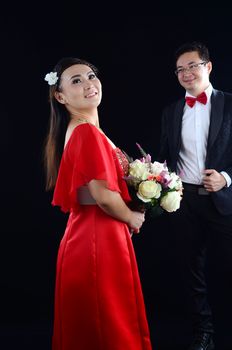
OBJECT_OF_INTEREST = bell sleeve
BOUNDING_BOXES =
[52,123,123,213]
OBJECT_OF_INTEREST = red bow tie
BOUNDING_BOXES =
[185,91,207,108]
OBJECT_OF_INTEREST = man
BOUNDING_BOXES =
[158,41,232,350]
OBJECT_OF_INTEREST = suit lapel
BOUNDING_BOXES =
[207,89,224,151]
[172,91,224,165]
[173,98,185,152]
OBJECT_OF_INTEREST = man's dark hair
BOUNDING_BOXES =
[174,41,210,63]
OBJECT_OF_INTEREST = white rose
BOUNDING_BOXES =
[160,191,182,212]
[151,161,166,176]
[137,180,162,202]
[129,160,150,180]
[167,172,183,190]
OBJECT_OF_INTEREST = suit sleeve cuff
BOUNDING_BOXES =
[221,171,231,187]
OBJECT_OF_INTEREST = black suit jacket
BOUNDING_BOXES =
[158,89,232,215]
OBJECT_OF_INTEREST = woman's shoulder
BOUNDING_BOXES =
[65,122,101,149]
[72,121,103,137]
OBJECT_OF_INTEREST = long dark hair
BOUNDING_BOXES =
[43,57,98,190]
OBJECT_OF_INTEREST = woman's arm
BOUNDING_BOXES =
[88,179,145,231]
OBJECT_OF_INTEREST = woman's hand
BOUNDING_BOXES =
[128,211,145,234]
[88,180,145,234]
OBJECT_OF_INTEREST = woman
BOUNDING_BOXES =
[44,57,152,350]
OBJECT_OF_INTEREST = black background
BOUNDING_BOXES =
[1,6,232,350]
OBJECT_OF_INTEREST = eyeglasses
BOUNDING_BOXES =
[175,62,208,76]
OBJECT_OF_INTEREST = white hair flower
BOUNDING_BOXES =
[44,72,58,86]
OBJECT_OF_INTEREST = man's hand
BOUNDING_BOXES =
[203,169,226,192]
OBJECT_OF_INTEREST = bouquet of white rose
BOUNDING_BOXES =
[123,143,183,218]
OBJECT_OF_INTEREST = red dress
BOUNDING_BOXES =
[52,123,152,350]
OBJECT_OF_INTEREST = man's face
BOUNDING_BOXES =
[176,51,212,96]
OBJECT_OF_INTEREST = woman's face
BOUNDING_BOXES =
[55,64,102,113]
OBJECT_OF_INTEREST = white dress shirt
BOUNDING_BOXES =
[177,84,231,187]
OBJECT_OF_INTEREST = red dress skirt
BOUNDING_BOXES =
[52,123,152,350]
